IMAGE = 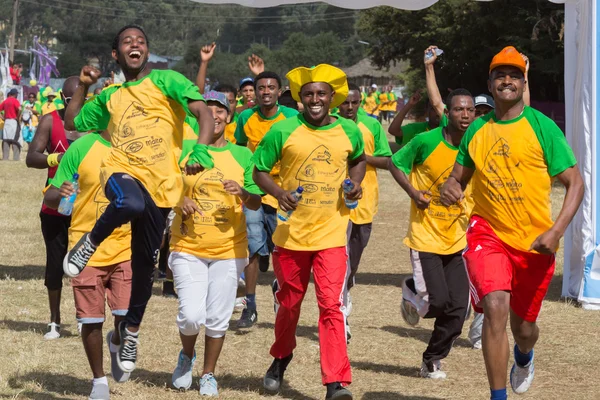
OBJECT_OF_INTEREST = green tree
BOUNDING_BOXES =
[358,0,565,101]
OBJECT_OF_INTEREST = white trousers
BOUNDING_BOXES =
[169,252,247,337]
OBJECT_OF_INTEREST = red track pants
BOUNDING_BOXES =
[270,245,352,385]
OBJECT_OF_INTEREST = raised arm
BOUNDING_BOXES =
[424,45,444,118]
[64,66,101,131]
[195,43,216,94]
[388,90,421,138]
[521,53,531,107]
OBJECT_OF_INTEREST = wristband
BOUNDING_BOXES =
[47,153,60,167]
[186,144,214,169]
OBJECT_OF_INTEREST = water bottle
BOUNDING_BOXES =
[425,48,444,61]
[342,179,358,210]
[58,173,80,216]
[277,186,304,222]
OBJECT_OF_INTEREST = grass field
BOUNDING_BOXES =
[0,146,599,400]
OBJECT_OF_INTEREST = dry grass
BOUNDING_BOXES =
[1,148,599,400]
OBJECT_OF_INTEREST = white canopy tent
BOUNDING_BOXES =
[190,0,599,308]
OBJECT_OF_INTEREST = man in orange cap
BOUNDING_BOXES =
[440,46,584,400]
[253,64,365,400]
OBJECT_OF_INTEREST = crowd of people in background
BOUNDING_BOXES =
[0,23,582,400]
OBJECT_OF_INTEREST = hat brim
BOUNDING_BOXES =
[207,99,230,113]
[286,64,348,110]
[489,62,526,75]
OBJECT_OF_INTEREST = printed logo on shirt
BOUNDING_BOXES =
[295,144,344,209]
[483,137,525,204]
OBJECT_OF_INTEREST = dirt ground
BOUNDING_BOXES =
[0,143,598,400]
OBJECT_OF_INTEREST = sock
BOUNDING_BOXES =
[93,376,108,386]
[490,388,507,400]
[514,344,533,367]
[245,293,256,309]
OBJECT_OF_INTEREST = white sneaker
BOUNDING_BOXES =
[234,297,247,310]
[88,381,110,400]
[199,373,218,396]
[106,331,131,383]
[472,339,482,350]
[420,360,447,379]
[117,322,139,373]
[44,323,60,340]
[510,352,535,394]
[401,279,420,326]
[172,350,196,391]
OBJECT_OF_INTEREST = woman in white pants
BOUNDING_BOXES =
[169,91,263,396]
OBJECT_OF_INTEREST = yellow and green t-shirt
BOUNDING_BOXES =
[253,115,365,251]
[235,105,299,208]
[171,141,263,259]
[362,93,380,116]
[378,92,389,111]
[456,106,577,252]
[349,114,392,225]
[385,92,398,112]
[393,127,471,255]
[51,133,131,267]
[74,69,205,208]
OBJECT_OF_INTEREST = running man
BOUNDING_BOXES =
[337,83,392,339]
[43,129,132,399]
[389,88,475,379]
[170,91,263,396]
[253,64,365,400]
[0,88,22,160]
[234,71,298,328]
[440,46,584,400]
[62,24,215,374]
[362,84,380,119]
[26,76,81,340]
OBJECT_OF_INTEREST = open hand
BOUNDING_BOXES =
[248,54,265,75]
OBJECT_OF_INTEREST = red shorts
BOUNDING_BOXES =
[463,215,555,322]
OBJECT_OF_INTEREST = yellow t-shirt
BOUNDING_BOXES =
[349,114,392,224]
[73,70,206,208]
[253,115,365,251]
[456,106,577,252]
[392,127,472,255]
[378,92,389,111]
[234,105,298,208]
[362,93,380,116]
[50,133,131,267]
[170,141,263,259]
[224,120,237,144]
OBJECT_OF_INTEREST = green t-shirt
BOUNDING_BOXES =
[395,114,448,146]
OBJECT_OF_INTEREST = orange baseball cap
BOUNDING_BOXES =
[489,46,526,74]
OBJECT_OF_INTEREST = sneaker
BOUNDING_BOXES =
[237,307,257,328]
[401,279,420,326]
[172,350,196,391]
[106,331,130,383]
[472,339,482,350]
[263,354,293,393]
[345,292,353,317]
[259,254,270,272]
[325,382,353,399]
[510,351,535,394]
[272,279,279,314]
[117,321,139,373]
[199,373,218,396]
[234,297,247,310]
[63,232,97,278]
[345,319,352,344]
[43,322,60,340]
[420,360,447,379]
[88,381,110,400]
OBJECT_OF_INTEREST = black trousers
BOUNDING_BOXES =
[346,221,373,289]
[90,173,170,326]
[409,250,469,364]
[40,212,71,290]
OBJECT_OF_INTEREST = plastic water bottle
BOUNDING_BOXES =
[425,48,444,61]
[58,173,80,216]
[277,186,304,222]
[342,179,358,209]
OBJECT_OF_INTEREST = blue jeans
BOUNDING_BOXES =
[243,204,277,258]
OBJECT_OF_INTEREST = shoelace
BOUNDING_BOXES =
[72,240,96,268]
[121,335,139,361]
[201,373,217,389]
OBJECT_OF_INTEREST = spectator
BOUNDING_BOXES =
[9,62,22,85]
[1,89,22,160]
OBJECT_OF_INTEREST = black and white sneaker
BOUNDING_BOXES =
[325,382,353,399]
[63,232,97,277]
[237,307,257,328]
[117,321,139,373]
[263,354,293,393]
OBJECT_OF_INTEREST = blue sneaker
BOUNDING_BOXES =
[172,350,196,391]
[199,373,218,396]
[510,351,535,394]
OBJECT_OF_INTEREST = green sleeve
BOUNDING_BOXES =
[371,120,393,157]
[391,134,422,175]
[252,125,283,172]
[231,146,263,195]
[74,88,114,132]
[341,119,365,161]
[151,70,205,110]
[399,122,428,146]
[526,107,577,176]
[439,114,448,128]
[456,124,477,169]
[234,110,251,145]
[50,136,95,188]
[180,139,196,164]
[375,95,380,105]
[280,105,299,118]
